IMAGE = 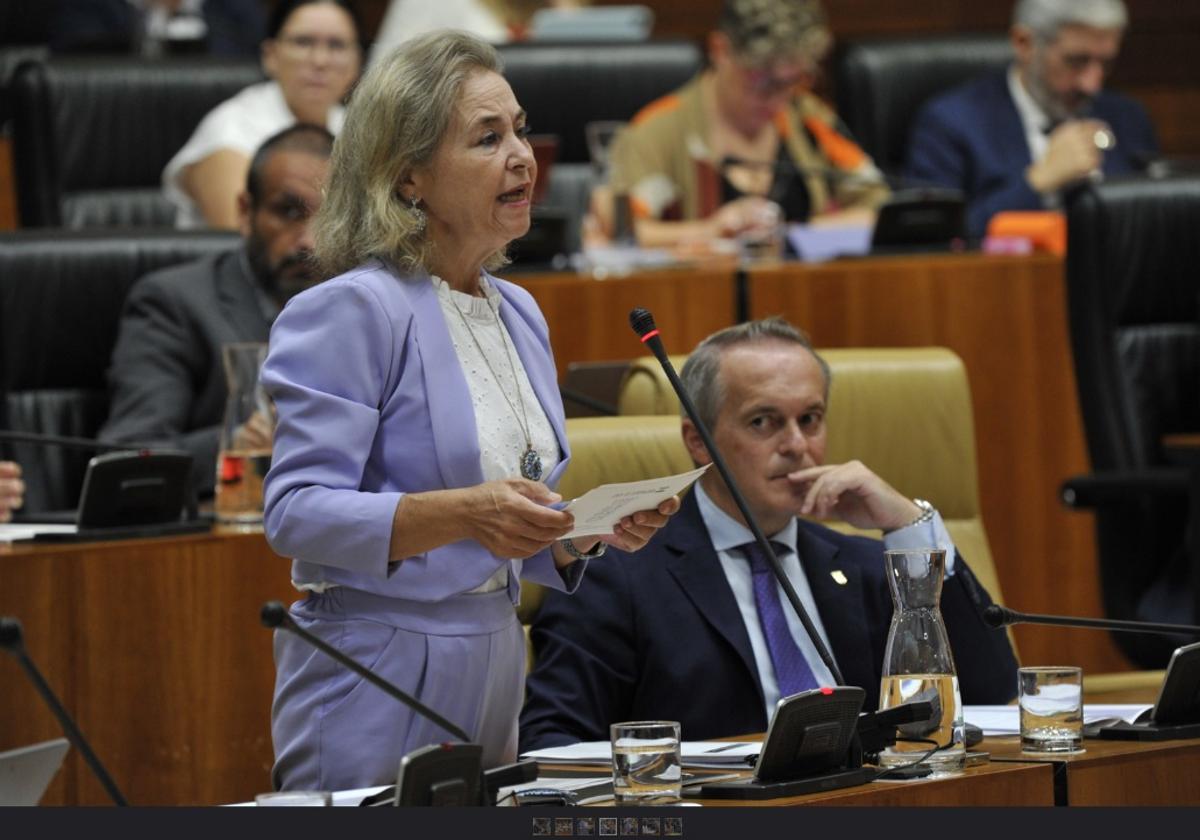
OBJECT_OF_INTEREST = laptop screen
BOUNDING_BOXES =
[0,738,70,806]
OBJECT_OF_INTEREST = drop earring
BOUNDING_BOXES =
[409,195,426,233]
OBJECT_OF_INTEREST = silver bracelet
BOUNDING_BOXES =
[560,538,607,561]
[886,498,936,534]
[905,498,936,528]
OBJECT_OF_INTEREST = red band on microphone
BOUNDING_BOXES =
[640,329,661,343]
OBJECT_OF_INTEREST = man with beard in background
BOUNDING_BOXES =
[904,0,1157,238]
[99,124,333,497]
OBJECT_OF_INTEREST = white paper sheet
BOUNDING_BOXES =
[963,703,1152,736]
[520,739,758,768]
[562,465,709,540]
[0,523,77,542]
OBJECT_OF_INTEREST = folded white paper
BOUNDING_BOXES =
[963,703,1152,736]
[562,465,709,540]
[521,739,758,768]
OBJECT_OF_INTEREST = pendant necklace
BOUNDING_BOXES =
[449,287,544,481]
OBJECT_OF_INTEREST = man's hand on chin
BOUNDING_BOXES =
[787,461,921,532]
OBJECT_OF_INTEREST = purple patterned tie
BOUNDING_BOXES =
[738,541,820,697]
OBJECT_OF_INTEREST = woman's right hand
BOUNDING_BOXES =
[711,196,783,240]
[0,461,23,523]
[464,479,575,559]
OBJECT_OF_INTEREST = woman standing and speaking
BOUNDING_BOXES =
[261,30,678,792]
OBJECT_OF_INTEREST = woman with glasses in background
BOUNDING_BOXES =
[163,0,362,229]
[604,0,888,250]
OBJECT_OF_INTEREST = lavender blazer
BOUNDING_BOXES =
[261,260,573,606]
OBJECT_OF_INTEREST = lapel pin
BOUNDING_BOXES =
[831,570,848,585]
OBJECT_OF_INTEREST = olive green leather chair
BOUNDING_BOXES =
[517,416,691,624]
[517,415,692,666]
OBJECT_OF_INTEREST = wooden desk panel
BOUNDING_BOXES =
[515,266,738,378]
[695,760,1054,807]
[988,736,1200,805]
[747,254,1127,675]
[0,531,293,805]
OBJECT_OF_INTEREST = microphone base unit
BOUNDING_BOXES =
[698,766,876,800]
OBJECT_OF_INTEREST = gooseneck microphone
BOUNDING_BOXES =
[983,604,1200,637]
[629,308,845,686]
[0,617,129,806]
[260,601,471,742]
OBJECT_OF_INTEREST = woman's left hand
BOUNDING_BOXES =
[593,494,681,553]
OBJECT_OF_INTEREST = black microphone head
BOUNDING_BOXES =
[0,616,24,651]
[629,308,657,338]
[982,604,1011,629]
[260,601,289,629]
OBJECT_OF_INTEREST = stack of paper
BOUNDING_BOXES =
[520,740,759,769]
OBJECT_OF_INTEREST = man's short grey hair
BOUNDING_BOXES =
[679,317,831,430]
[1013,0,1128,42]
[313,30,506,278]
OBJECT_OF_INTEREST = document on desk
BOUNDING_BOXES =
[562,465,709,540]
[964,704,1152,735]
[0,523,77,542]
[521,739,758,768]
[786,222,873,263]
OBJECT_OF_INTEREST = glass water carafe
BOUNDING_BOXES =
[214,342,272,527]
[876,548,965,773]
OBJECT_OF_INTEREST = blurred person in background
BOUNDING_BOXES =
[103,126,333,498]
[50,0,266,57]
[371,0,584,62]
[905,0,1157,238]
[162,0,362,229]
[602,0,888,250]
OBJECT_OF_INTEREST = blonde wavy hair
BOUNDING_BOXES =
[314,30,506,277]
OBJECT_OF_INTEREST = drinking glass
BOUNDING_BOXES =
[1019,666,1084,753]
[215,342,272,527]
[610,721,682,804]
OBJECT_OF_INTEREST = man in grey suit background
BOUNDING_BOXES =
[99,124,333,496]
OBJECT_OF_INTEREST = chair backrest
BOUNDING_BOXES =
[498,40,701,165]
[1066,177,1200,472]
[834,34,1012,175]
[0,229,240,511]
[0,45,46,128]
[1064,177,1200,659]
[10,56,262,227]
[616,347,1005,605]
[517,415,693,640]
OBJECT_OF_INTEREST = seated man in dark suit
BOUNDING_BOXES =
[98,124,332,497]
[520,318,1018,750]
[904,0,1157,238]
